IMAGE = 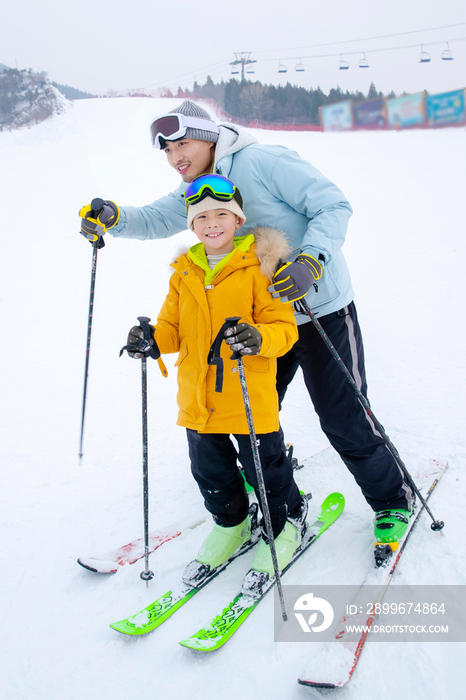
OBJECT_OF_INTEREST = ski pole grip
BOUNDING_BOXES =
[137,316,152,328]
[224,316,242,361]
[136,317,161,361]
[90,197,105,218]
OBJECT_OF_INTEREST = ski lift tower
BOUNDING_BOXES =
[230,52,257,81]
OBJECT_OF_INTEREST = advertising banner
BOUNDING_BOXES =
[353,97,387,128]
[386,93,426,129]
[320,101,353,131]
[426,89,466,127]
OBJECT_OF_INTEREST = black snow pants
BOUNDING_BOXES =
[276,302,413,512]
[186,428,302,537]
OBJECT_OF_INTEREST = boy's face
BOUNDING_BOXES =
[163,138,215,182]
[192,209,241,256]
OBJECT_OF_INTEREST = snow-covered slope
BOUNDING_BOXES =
[1,97,464,700]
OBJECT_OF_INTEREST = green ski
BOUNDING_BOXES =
[178,492,345,651]
[110,505,261,636]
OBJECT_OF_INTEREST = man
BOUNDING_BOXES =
[80,100,414,549]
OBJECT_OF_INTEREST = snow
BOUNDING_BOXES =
[1,96,465,700]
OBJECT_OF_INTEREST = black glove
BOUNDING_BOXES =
[79,199,119,244]
[124,324,160,359]
[224,323,262,355]
[269,254,323,302]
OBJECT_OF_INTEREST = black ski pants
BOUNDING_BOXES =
[186,428,302,537]
[276,302,413,512]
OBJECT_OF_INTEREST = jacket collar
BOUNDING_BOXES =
[171,226,292,283]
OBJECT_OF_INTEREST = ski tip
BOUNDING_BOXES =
[109,621,128,634]
[179,636,222,652]
[297,678,338,688]
[77,557,118,574]
[109,617,149,636]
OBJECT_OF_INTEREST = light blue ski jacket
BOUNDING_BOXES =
[110,124,354,321]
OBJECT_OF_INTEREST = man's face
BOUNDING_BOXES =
[163,139,215,182]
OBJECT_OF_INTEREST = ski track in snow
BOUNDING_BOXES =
[0,97,465,700]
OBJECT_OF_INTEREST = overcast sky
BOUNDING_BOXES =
[2,0,465,98]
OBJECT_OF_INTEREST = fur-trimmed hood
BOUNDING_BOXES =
[172,226,291,281]
[249,226,291,281]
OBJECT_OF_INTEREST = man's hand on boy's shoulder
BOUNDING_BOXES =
[224,323,262,355]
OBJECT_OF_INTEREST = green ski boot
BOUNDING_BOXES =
[195,514,250,570]
[182,504,259,587]
[250,496,308,577]
[251,521,302,577]
[374,508,412,566]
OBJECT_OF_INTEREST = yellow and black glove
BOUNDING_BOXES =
[269,254,323,302]
[79,198,119,246]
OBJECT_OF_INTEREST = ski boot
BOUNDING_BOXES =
[182,503,259,587]
[242,496,309,598]
[373,507,412,567]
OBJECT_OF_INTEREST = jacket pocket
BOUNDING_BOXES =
[175,344,188,367]
[242,355,270,373]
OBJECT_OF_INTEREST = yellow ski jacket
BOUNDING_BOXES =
[153,227,298,434]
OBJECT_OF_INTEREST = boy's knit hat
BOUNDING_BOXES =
[187,196,246,231]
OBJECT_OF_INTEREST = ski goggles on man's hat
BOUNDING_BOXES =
[184,174,243,212]
[150,113,219,149]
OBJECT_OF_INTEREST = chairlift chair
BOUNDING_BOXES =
[295,60,305,72]
[441,43,454,61]
[339,55,349,70]
[358,53,369,68]
[419,46,431,63]
[246,66,255,74]
[278,60,287,73]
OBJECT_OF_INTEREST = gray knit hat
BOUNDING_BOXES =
[151,100,220,149]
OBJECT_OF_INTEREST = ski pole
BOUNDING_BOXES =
[218,317,288,621]
[79,198,105,462]
[296,298,444,532]
[120,316,167,583]
[139,340,154,582]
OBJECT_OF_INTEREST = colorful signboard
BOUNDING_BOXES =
[353,97,387,129]
[320,101,353,131]
[386,93,426,129]
[426,89,466,127]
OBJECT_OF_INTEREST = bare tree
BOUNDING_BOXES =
[240,83,272,122]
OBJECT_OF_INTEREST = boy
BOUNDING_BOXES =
[125,174,306,585]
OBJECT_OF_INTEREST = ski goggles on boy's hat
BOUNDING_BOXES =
[185,175,246,230]
[150,113,219,149]
[184,174,243,211]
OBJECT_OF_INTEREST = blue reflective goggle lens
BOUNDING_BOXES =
[185,175,243,212]
[185,175,235,202]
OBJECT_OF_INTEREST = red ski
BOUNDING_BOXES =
[77,522,204,574]
[298,459,447,689]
